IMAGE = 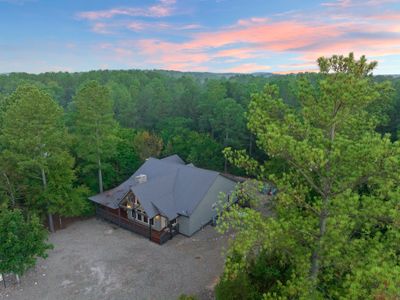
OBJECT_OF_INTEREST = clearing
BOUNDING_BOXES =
[0,218,229,300]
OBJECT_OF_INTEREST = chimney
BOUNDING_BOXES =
[135,174,147,184]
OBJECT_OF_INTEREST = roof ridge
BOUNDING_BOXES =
[172,168,180,209]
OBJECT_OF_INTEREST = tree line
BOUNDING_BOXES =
[0,61,399,291]
[0,69,267,279]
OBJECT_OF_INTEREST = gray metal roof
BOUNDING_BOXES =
[159,154,185,165]
[89,155,229,220]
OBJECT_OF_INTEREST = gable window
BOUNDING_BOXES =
[127,209,133,220]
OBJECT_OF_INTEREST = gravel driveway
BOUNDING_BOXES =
[0,218,229,300]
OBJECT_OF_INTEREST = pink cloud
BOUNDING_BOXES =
[90,2,400,73]
[91,22,114,34]
[181,21,342,52]
[369,13,400,21]
[127,21,146,31]
[236,17,269,27]
[77,0,176,20]
[321,0,398,8]
[114,48,134,57]
[104,13,400,71]
[180,24,203,30]
[321,0,353,8]
[225,63,271,73]
[126,21,200,32]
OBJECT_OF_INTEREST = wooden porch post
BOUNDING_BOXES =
[118,208,121,227]
[149,218,152,241]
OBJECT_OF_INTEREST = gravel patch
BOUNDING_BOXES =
[0,218,228,300]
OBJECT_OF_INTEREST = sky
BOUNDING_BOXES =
[1,0,400,74]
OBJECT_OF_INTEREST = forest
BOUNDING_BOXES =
[1,53,400,298]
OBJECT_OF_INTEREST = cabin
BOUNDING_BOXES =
[89,155,237,244]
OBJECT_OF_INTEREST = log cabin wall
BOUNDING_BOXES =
[95,204,178,244]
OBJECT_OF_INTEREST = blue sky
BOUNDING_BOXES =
[1,0,400,74]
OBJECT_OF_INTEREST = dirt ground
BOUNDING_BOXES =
[0,218,230,300]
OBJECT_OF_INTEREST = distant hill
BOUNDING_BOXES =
[1,68,397,79]
[251,72,276,77]
[155,69,275,81]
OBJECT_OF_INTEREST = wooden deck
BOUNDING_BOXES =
[95,206,179,244]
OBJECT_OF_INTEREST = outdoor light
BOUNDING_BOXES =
[155,215,160,220]
[127,203,133,209]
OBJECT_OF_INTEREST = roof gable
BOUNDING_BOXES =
[160,154,185,165]
[89,154,234,219]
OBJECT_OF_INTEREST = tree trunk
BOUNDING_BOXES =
[41,168,55,233]
[2,172,16,207]
[310,121,336,281]
[310,206,328,280]
[98,157,103,193]
[48,213,55,233]
[59,215,63,229]
[15,274,20,284]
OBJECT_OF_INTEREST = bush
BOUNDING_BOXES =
[215,271,260,300]
[215,250,294,299]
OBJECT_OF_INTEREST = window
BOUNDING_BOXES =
[144,216,148,223]
[150,218,154,226]
[137,214,142,221]
[127,209,133,220]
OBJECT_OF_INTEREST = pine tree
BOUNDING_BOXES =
[71,80,119,193]
[0,85,87,232]
[220,54,400,298]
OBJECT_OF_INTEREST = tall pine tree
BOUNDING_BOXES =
[220,54,400,298]
[71,80,119,193]
[0,85,87,232]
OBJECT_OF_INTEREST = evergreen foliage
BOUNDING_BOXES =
[220,54,400,298]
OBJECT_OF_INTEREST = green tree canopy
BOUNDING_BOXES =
[164,130,224,171]
[133,130,163,161]
[0,85,88,231]
[220,53,400,299]
[109,128,141,186]
[0,209,52,276]
[71,80,119,193]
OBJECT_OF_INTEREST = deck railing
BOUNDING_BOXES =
[159,224,180,244]
[96,206,179,244]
